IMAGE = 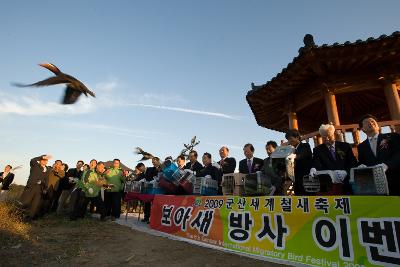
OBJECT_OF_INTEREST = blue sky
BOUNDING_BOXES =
[1,1,399,184]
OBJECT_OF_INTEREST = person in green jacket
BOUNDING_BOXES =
[104,159,125,220]
[81,161,107,220]
[70,160,96,221]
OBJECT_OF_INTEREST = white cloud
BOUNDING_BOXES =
[0,94,94,116]
[0,79,241,120]
[94,80,118,93]
[0,80,118,116]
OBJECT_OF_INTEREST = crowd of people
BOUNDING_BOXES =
[1,114,399,223]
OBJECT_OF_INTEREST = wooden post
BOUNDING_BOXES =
[384,82,400,117]
[334,130,344,142]
[313,136,318,147]
[352,128,361,145]
[317,135,323,145]
[288,112,299,130]
[323,89,341,126]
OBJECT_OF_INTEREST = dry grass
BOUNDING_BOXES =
[0,201,30,246]
[0,185,31,248]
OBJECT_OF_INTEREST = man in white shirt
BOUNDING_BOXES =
[357,114,400,195]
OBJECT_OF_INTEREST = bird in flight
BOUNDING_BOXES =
[13,63,95,104]
[134,147,155,161]
[181,136,200,159]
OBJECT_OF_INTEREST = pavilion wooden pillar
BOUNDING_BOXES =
[352,128,361,145]
[383,81,400,132]
[323,89,343,140]
[323,89,341,125]
[288,112,298,130]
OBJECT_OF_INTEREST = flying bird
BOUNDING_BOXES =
[13,63,95,104]
[181,136,200,159]
[134,147,154,161]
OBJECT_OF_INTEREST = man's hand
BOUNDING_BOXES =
[377,163,388,172]
[333,170,347,183]
[43,155,52,160]
[212,162,221,169]
[309,168,317,177]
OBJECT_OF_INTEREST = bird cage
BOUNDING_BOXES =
[193,177,218,196]
[303,170,344,195]
[243,171,274,196]
[350,166,389,195]
[178,170,196,194]
[222,173,246,196]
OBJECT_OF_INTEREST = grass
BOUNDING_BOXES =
[0,185,30,248]
[0,186,100,265]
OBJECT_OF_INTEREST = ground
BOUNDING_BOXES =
[0,194,285,267]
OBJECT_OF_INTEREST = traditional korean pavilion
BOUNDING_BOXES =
[246,32,400,146]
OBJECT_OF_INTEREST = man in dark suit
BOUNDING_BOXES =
[137,157,162,223]
[57,160,84,215]
[310,125,357,194]
[218,146,236,174]
[262,141,283,195]
[184,151,203,174]
[0,165,15,201]
[137,159,159,182]
[357,114,400,196]
[285,129,313,195]
[239,143,264,174]
[198,152,223,194]
[20,155,52,220]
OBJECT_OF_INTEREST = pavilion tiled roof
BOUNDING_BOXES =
[246,32,400,133]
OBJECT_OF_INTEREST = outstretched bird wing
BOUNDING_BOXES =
[191,136,196,144]
[13,76,70,87]
[39,63,62,75]
[134,147,154,161]
[63,85,83,104]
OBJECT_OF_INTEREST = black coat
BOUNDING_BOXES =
[137,167,159,182]
[357,133,400,195]
[0,172,14,190]
[294,142,313,195]
[25,155,51,189]
[218,157,236,174]
[59,168,83,191]
[184,161,203,174]
[312,141,357,173]
[239,157,264,174]
[197,164,223,184]
[312,141,357,194]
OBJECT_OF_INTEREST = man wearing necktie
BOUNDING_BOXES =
[218,146,236,174]
[262,141,283,195]
[309,124,357,194]
[239,143,264,174]
[357,114,400,196]
[285,129,312,195]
